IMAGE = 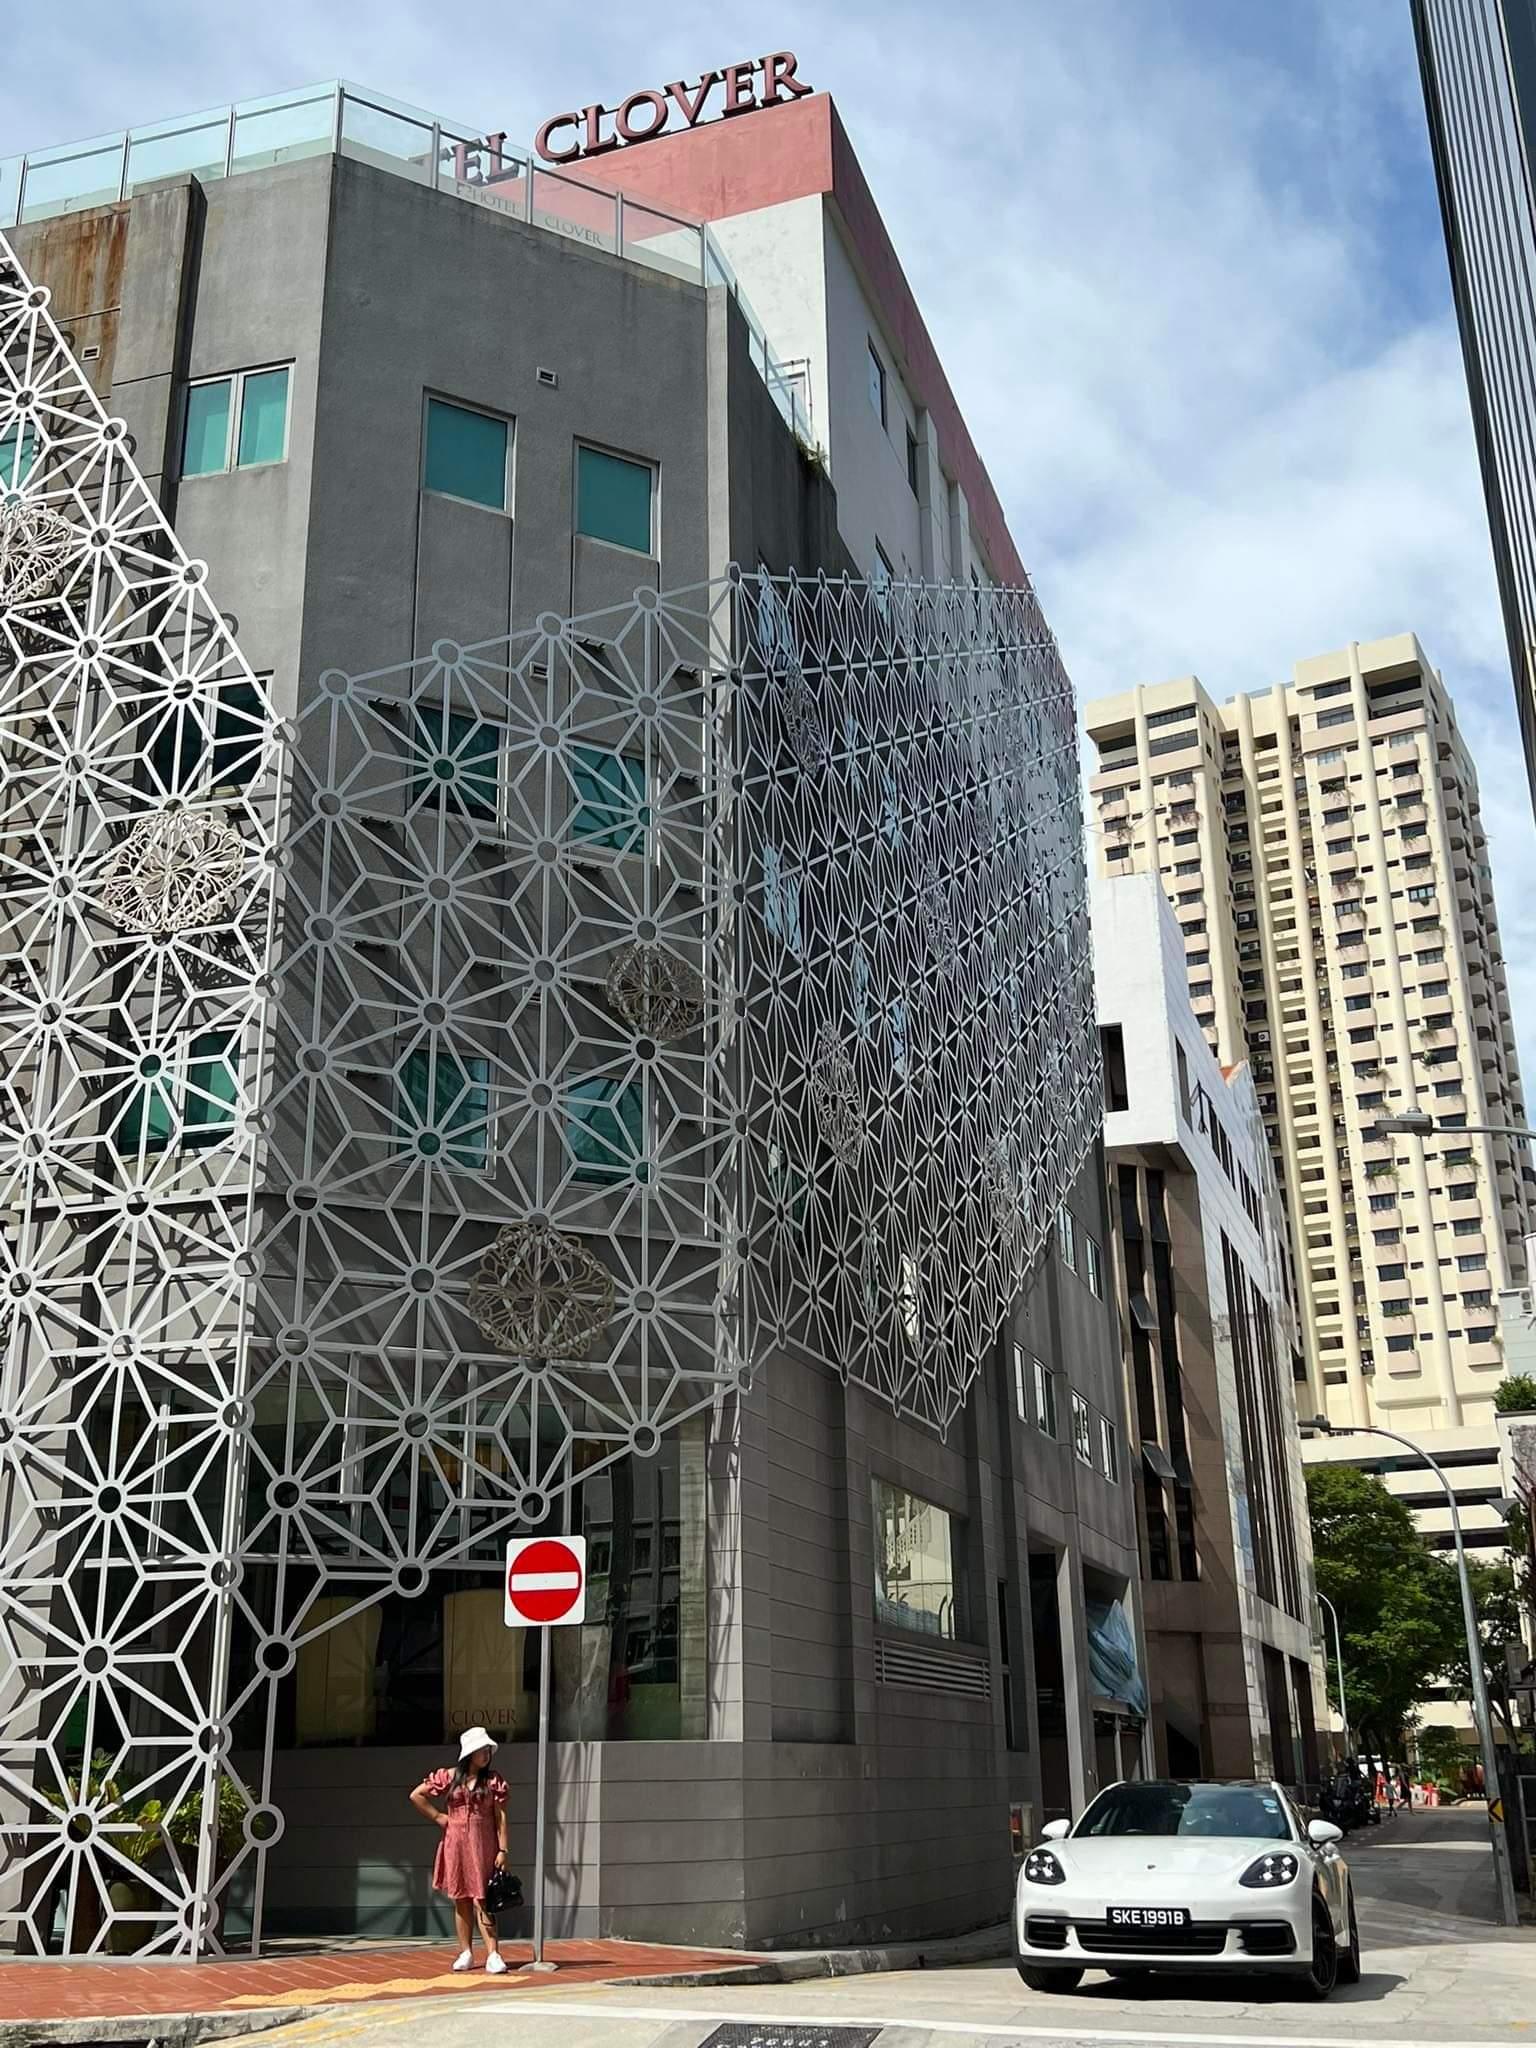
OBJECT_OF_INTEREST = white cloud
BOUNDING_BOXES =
[8,0,1534,1091]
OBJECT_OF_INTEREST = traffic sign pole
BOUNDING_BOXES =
[504,1534,585,1975]
[530,1621,553,1971]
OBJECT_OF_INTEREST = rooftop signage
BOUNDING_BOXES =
[533,53,813,166]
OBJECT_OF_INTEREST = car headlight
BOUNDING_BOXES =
[1023,1848,1066,1885]
[1239,1851,1300,1888]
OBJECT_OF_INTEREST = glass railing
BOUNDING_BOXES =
[1,79,811,445]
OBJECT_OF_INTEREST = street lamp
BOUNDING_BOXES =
[1309,1413,1520,1928]
[1317,1590,1351,1756]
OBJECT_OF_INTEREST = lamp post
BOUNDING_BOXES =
[1318,1590,1351,1756]
[1309,1413,1520,1927]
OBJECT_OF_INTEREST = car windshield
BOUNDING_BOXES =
[1074,1782,1291,1841]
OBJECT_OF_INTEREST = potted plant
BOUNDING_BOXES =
[1494,1373,1536,1415]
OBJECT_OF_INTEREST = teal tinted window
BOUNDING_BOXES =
[398,705,499,821]
[576,445,653,553]
[236,367,290,467]
[571,746,645,851]
[399,1047,490,1169]
[210,680,265,788]
[150,703,204,795]
[566,1078,646,1185]
[150,679,264,794]
[183,380,233,476]
[184,1033,240,1147]
[0,420,38,491]
[424,398,508,510]
[118,1052,175,1155]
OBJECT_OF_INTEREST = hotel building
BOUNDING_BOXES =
[0,78,1137,1956]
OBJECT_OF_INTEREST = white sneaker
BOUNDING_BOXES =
[451,1948,475,1972]
[485,1953,508,1975]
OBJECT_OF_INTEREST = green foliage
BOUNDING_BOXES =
[131,1775,247,1863]
[1305,1464,1495,1748]
[1415,1725,1472,1791]
[1494,1373,1536,1415]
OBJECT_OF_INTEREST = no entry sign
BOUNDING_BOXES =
[505,1535,587,1628]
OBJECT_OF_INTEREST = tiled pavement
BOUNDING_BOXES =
[0,1940,756,2023]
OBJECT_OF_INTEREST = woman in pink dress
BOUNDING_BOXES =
[409,1726,511,1973]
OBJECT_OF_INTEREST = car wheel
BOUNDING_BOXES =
[1297,1893,1339,2001]
[1336,1889,1362,1987]
[1017,1964,1085,1992]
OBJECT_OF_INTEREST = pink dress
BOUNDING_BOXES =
[421,1767,507,1900]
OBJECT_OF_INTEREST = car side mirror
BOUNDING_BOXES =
[1041,1818,1072,1842]
[1308,1818,1343,1846]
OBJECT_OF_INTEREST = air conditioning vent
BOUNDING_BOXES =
[875,1637,991,1700]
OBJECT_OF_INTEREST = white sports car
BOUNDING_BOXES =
[1014,1779,1359,2000]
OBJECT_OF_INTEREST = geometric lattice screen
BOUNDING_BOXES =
[0,232,1098,1955]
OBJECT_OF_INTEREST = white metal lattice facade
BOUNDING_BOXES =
[0,234,1099,1954]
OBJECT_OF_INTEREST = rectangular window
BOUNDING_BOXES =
[118,1031,239,1154]
[1034,1357,1057,1437]
[182,365,291,477]
[1369,1193,1395,1212]
[871,1476,958,1639]
[1386,1335,1414,1353]
[183,1033,240,1146]
[1098,1414,1119,1482]
[1345,995,1371,1012]
[236,367,292,468]
[397,1045,490,1170]
[1317,707,1354,728]
[570,745,646,852]
[183,379,232,477]
[565,1077,646,1185]
[1071,1391,1093,1465]
[867,341,887,428]
[1057,1203,1077,1271]
[424,395,509,510]
[1457,1252,1487,1271]
[1012,1343,1028,1423]
[1453,1218,1480,1236]
[385,702,499,823]
[151,677,265,796]
[1101,1022,1129,1113]
[576,443,654,553]
[0,418,39,490]
[1085,1235,1103,1297]
[906,425,920,494]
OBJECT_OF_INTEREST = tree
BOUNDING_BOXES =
[1494,1373,1536,1415]
[1305,1464,1465,1748]
[1432,1554,1529,1749]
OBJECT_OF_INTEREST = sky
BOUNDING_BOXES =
[6,0,1534,1077]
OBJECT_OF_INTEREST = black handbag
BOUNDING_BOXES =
[482,1865,523,1913]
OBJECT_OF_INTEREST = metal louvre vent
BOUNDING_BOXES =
[875,1636,992,1699]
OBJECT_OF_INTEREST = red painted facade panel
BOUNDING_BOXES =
[572,95,1025,585]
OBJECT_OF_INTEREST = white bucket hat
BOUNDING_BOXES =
[457,1725,497,1761]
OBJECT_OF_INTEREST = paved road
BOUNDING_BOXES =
[255,1808,1534,2048]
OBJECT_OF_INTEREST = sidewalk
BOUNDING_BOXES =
[0,1937,766,2042]
[0,1922,1012,2045]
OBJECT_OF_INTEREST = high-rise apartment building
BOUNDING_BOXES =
[1411,0,1536,814]
[1085,635,1532,1555]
